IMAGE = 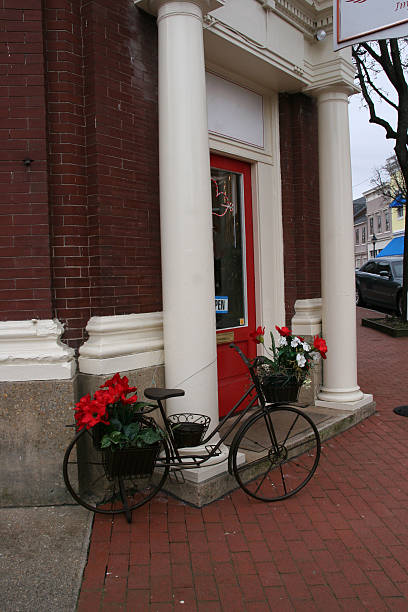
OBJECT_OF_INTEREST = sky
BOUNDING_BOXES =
[349,79,397,200]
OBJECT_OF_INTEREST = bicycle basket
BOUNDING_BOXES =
[168,413,211,448]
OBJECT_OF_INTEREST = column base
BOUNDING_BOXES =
[162,445,245,506]
[317,385,364,404]
[172,444,245,484]
[316,392,373,411]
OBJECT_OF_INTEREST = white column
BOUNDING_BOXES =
[316,87,364,404]
[156,0,220,423]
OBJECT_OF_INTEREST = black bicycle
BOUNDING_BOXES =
[63,344,321,522]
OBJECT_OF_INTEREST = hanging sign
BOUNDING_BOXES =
[334,0,408,50]
[215,296,229,313]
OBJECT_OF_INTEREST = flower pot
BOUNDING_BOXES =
[261,374,301,403]
[102,444,160,480]
[167,414,211,448]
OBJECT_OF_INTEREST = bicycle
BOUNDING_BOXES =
[63,344,321,523]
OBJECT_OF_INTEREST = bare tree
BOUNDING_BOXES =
[352,39,408,319]
[371,155,407,201]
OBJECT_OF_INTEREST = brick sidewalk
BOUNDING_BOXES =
[78,308,408,611]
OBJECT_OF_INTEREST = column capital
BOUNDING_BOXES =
[305,83,356,100]
[134,0,224,17]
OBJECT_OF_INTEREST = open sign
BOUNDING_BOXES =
[215,296,228,314]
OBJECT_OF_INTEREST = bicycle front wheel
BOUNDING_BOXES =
[63,428,170,515]
[231,406,320,502]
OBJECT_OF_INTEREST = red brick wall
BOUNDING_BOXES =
[0,0,53,320]
[279,93,321,325]
[43,0,161,349]
[1,1,161,348]
[44,0,89,347]
[81,0,161,321]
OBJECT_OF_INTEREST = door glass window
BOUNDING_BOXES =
[211,168,246,330]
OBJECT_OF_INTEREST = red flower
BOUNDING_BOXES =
[250,326,265,344]
[73,372,142,432]
[99,373,138,404]
[73,393,110,430]
[275,325,291,337]
[313,335,328,359]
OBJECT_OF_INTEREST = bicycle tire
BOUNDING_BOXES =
[230,405,320,502]
[63,427,170,516]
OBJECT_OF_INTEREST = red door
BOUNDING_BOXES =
[210,154,257,417]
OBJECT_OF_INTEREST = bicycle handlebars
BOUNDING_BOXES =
[229,342,252,367]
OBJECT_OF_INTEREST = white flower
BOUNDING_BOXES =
[278,336,287,347]
[296,353,306,368]
[291,337,301,348]
[302,342,311,352]
[311,351,320,363]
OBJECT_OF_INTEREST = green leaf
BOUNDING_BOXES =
[123,422,141,440]
[139,428,163,445]
[100,435,111,448]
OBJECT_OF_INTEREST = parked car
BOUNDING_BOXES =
[355,256,403,314]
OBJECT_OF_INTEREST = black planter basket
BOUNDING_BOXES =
[167,413,211,448]
[260,374,302,403]
[91,423,107,449]
[102,443,160,480]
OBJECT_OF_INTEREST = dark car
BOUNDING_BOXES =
[355,256,403,314]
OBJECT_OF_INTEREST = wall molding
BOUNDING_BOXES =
[0,319,75,381]
[78,312,164,375]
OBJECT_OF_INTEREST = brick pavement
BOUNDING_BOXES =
[78,307,408,611]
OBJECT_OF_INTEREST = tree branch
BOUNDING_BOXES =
[352,47,398,139]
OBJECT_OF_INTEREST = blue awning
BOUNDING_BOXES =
[389,194,406,207]
[377,235,404,257]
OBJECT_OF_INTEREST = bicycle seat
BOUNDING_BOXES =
[144,387,185,401]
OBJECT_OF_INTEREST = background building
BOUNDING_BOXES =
[353,196,368,268]
[364,186,393,258]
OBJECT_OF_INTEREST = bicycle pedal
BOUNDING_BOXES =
[205,445,222,456]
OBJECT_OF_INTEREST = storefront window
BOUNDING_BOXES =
[211,168,246,330]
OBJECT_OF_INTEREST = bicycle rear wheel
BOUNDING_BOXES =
[231,406,320,501]
[63,428,170,516]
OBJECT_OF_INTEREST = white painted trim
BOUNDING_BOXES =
[78,312,164,375]
[0,319,75,381]
[252,92,286,342]
[209,90,285,348]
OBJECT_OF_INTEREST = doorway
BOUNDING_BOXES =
[210,154,257,417]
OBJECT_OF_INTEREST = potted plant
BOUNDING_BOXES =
[250,325,327,402]
[73,373,165,478]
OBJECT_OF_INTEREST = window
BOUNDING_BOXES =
[362,226,366,243]
[377,214,382,232]
[377,261,391,277]
[397,206,404,218]
[362,261,377,274]
[369,217,374,234]
[355,229,359,244]
[385,212,390,231]
[392,260,403,277]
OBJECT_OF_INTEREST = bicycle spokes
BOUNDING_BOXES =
[231,406,320,502]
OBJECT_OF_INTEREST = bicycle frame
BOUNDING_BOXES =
[151,343,270,470]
